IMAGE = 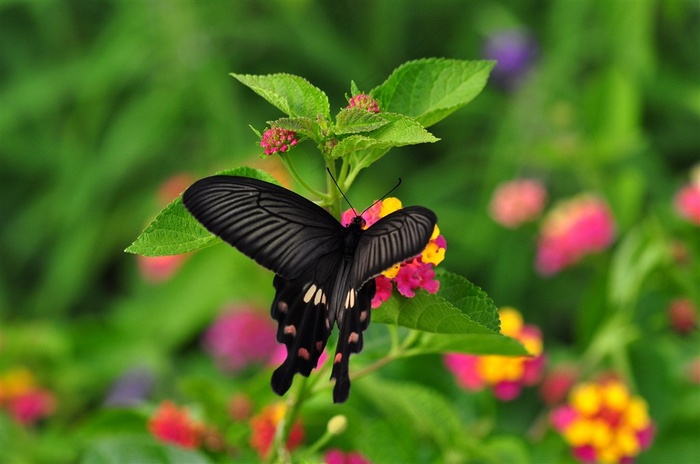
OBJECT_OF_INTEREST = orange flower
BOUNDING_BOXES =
[148,401,202,449]
[249,403,304,458]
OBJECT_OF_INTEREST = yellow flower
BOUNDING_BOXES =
[499,307,524,336]
[421,242,445,266]
[601,380,629,412]
[380,197,402,217]
[571,382,602,416]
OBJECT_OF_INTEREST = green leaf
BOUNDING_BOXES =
[81,436,212,464]
[372,58,495,127]
[232,73,330,120]
[373,290,495,335]
[417,332,528,356]
[334,107,389,135]
[269,116,319,140]
[338,113,438,168]
[372,270,527,356]
[358,377,465,450]
[125,167,279,257]
[437,270,500,332]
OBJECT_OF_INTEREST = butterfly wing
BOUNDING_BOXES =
[183,175,347,397]
[349,206,437,287]
[182,175,344,280]
[329,206,437,402]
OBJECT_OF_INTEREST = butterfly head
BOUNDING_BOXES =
[350,215,366,229]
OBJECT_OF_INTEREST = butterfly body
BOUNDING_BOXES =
[183,175,436,402]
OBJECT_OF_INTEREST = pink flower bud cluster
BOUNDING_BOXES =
[341,198,446,308]
[260,127,298,155]
[347,93,380,113]
[536,194,616,276]
[489,178,547,228]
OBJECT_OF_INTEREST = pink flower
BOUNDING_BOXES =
[260,127,298,156]
[138,254,189,283]
[6,391,56,425]
[158,173,194,206]
[203,307,279,372]
[536,194,615,275]
[444,308,545,401]
[489,179,547,228]
[0,368,55,426]
[347,93,380,113]
[372,275,393,309]
[674,182,700,225]
[540,365,580,405]
[325,449,372,464]
[341,198,446,308]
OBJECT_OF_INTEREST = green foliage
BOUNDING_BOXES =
[2,1,699,463]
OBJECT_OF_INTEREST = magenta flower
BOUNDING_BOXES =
[260,127,298,156]
[489,179,547,228]
[674,182,700,225]
[536,194,616,276]
[203,307,279,372]
[325,449,372,464]
[347,93,380,113]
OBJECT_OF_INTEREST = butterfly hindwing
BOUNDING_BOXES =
[330,279,375,403]
[182,175,344,280]
[270,275,330,395]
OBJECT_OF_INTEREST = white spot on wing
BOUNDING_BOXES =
[303,284,317,303]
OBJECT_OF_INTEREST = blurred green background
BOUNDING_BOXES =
[1,1,698,463]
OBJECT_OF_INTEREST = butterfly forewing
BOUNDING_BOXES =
[349,206,437,288]
[183,176,344,280]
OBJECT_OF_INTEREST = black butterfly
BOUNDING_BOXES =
[183,175,436,402]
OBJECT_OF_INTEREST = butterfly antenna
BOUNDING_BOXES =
[326,167,358,215]
[360,177,402,217]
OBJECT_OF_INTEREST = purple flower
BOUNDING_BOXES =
[483,30,538,90]
[104,367,154,407]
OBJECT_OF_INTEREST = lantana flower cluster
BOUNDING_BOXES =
[536,194,616,275]
[0,367,55,425]
[260,127,298,156]
[550,378,655,463]
[444,307,545,401]
[341,197,447,308]
[347,93,380,113]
